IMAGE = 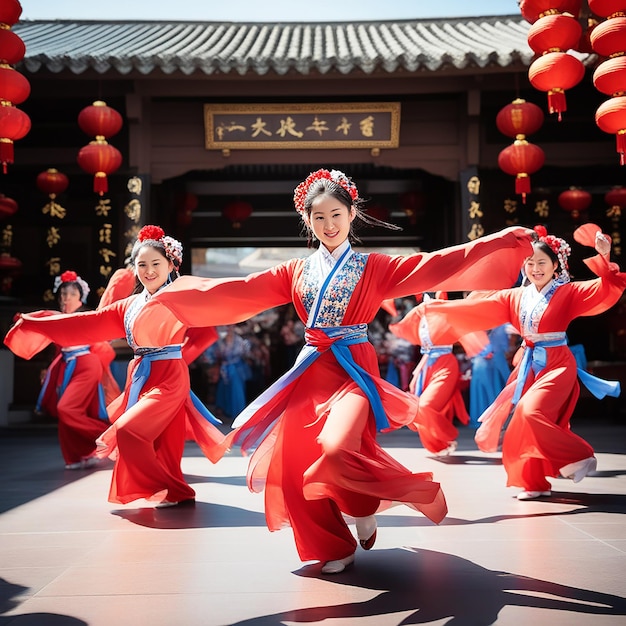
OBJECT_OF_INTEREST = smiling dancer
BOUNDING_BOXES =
[408,224,625,500]
[140,168,534,573]
[34,270,112,469]
[5,225,226,507]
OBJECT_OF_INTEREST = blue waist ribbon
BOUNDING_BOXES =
[415,346,453,396]
[512,338,621,406]
[233,324,390,431]
[127,345,221,426]
[37,348,108,420]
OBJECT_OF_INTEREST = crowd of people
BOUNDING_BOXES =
[4,168,625,575]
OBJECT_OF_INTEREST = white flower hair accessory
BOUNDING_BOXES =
[533,225,571,282]
[162,235,183,268]
[53,270,90,303]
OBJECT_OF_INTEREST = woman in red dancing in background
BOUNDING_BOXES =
[411,224,625,500]
[35,270,113,469]
[5,226,226,507]
[144,168,535,573]
[389,292,493,456]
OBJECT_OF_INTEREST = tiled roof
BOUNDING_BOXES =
[14,16,537,76]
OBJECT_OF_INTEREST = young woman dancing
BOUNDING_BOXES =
[35,270,112,469]
[401,224,625,500]
[144,169,535,572]
[5,226,226,507]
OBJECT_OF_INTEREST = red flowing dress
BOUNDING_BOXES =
[5,293,227,505]
[37,337,113,465]
[147,227,533,562]
[413,231,626,492]
[390,306,490,454]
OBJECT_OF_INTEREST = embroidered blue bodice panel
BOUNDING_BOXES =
[301,252,367,327]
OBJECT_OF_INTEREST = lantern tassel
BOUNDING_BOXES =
[547,89,566,122]
[94,172,108,196]
[515,173,531,204]
[0,140,14,174]
[617,131,626,166]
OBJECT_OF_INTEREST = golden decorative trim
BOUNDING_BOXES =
[204,102,401,150]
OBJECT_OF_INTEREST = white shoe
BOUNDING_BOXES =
[64,457,99,470]
[321,553,355,574]
[435,441,458,456]
[155,498,196,509]
[82,456,99,469]
[355,515,377,550]
[560,457,597,483]
[517,490,551,500]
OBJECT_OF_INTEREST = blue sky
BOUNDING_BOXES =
[20,0,522,21]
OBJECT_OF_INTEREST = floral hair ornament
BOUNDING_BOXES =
[53,270,90,303]
[533,225,571,281]
[293,168,359,215]
[136,224,183,268]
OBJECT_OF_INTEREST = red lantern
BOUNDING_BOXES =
[0,29,25,65]
[0,66,30,105]
[605,186,626,208]
[588,0,626,17]
[0,0,22,26]
[0,104,31,173]
[78,101,123,139]
[558,187,592,219]
[0,193,17,219]
[365,203,390,222]
[527,13,582,55]
[399,191,425,225]
[77,141,123,195]
[174,191,198,213]
[498,140,545,203]
[593,56,626,96]
[36,168,70,198]
[595,95,626,165]
[589,16,626,57]
[575,17,599,54]
[589,10,626,165]
[528,52,585,121]
[222,200,253,228]
[0,253,21,272]
[519,0,582,23]
[496,99,545,139]
[175,192,199,228]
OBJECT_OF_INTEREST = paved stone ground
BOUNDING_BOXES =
[0,419,625,626]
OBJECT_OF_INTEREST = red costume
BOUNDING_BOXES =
[412,225,626,492]
[390,300,490,454]
[37,339,113,466]
[147,227,533,562]
[5,294,226,504]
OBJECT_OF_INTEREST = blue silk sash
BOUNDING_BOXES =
[415,346,453,396]
[37,347,108,420]
[512,337,620,406]
[127,345,221,426]
[233,324,390,431]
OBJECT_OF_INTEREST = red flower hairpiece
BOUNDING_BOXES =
[137,225,165,242]
[135,224,183,268]
[533,224,571,277]
[54,270,90,302]
[60,270,78,283]
[293,168,358,215]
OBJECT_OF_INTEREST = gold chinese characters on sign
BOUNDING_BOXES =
[465,175,484,241]
[204,103,401,150]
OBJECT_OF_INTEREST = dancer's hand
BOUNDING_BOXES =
[595,231,611,257]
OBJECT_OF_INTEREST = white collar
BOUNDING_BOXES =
[318,239,350,266]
